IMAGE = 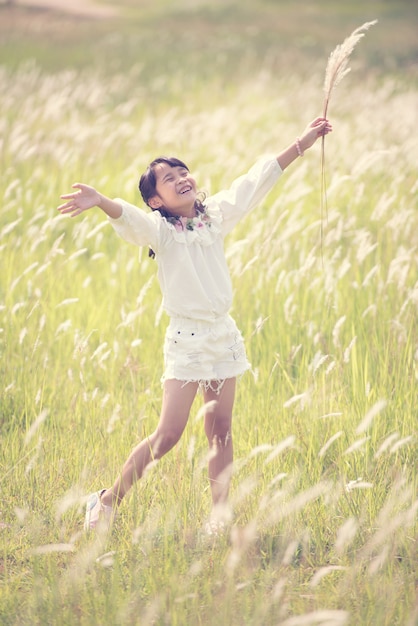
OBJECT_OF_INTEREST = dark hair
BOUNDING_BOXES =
[139,156,206,258]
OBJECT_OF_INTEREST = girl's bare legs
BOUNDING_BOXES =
[203,377,236,514]
[101,379,199,508]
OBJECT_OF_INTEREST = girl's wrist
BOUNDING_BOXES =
[295,137,304,157]
[96,192,105,208]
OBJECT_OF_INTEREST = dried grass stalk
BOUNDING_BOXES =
[323,20,378,118]
[320,20,378,246]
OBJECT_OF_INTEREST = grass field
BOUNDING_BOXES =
[0,1,417,625]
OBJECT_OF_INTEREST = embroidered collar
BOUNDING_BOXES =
[166,208,211,232]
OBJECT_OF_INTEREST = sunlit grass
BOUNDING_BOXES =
[0,4,417,624]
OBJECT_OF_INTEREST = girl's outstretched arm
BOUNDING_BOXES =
[58,183,123,219]
[276,117,332,171]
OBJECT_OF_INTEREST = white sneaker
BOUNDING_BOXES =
[204,519,227,537]
[84,489,114,531]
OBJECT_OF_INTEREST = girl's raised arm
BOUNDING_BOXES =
[58,183,123,219]
[276,117,332,171]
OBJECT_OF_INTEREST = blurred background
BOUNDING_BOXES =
[1,0,417,85]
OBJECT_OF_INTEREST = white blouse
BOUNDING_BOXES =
[108,156,282,322]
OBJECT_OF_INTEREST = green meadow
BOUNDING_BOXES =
[0,1,417,624]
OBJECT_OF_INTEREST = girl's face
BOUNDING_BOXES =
[149,162,197,216]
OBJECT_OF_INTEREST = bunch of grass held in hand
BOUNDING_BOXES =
[320,20,378,239]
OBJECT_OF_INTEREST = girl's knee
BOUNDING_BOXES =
[154,427,183,454]
[205,416,232,446]
[211,431,232,448]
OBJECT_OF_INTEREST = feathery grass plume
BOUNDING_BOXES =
[320,20,378,238]
[323,20,378,118]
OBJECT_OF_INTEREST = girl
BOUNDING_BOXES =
[58,117,332,532]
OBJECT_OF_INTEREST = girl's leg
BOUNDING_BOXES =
[202,377,236,510]
[101,379,199,507]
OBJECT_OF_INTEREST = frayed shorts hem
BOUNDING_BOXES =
[161,367,250,395]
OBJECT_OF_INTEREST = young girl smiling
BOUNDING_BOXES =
[58,116,332,532]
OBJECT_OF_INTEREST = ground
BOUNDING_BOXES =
[4,0,116,17]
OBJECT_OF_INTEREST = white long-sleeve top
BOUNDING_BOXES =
[108,156,282,322]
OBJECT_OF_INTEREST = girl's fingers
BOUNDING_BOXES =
[311,117,327,127]
[57,196,82,214]
[60,193,76,200]
[60,183,83,201]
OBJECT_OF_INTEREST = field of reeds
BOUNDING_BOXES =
[0,1,417,625]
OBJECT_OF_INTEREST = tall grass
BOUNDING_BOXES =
[1,8,417,626]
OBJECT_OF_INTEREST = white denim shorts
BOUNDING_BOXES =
[161,314,250,390]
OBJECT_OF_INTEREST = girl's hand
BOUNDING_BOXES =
[58,183,102,218]
[299,117,332,152]
[276,117,333,170]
